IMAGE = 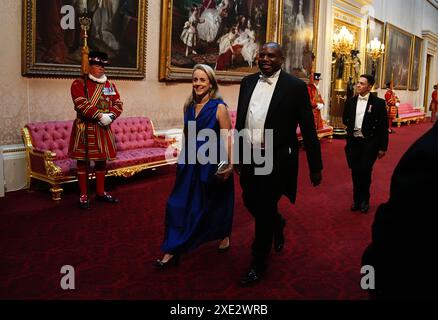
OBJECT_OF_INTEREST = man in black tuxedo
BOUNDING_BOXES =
[343,74,388,214]
[362,122,438,299]
[235,42,323,287]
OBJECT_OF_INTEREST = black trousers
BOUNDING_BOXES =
[345,137,379,203]
[240,160,284,272]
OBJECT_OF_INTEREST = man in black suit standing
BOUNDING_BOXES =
[343,74,388,214]
[235,42,323,287]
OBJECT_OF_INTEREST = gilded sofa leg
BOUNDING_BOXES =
[27,176,32,190]
[50,185,63,201]
[397,122,401,127]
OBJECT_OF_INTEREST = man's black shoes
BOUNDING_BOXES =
[351,201,369,213]
[96,193,119,203]
[239,268,264,287]
[360,201,370,213]
[351,202,360,211]
[78,195,89,209]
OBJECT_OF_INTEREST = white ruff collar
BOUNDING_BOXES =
[89,74,107,83]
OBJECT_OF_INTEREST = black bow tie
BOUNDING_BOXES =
[259,74,273,85]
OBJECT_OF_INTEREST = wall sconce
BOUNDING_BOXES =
[366,37,385,78]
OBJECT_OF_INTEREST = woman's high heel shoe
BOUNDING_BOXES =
[217,237,231,253]
[154,254,180,269]
[217,245,230,253]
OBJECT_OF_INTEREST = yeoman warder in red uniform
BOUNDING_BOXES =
[68,51,123,209]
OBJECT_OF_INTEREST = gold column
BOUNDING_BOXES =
[329,61,347,136]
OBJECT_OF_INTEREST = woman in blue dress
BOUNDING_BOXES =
[155,64,234,268]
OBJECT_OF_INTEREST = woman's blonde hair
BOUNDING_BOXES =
[184,64,221,112]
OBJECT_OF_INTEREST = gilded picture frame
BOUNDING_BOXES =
[382,23,412,90]
[22,0,147,79]
[408,35,422,91]
[277,0,319,80]
[159,0,276,82]
[365,16,385,89]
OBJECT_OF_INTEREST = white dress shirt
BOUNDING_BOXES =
[245,69,281,147]
[355,93,370,130]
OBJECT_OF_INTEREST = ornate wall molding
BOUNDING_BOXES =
[333,9,363,29]
[422,30,438,55]
[333,0,371,22]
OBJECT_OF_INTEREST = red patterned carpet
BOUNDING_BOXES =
[0,121,434,300]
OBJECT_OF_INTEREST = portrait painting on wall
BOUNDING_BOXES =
[382,23,412,90]
[408,35,422,91]
[365,17,384,88]
[278,0,319,80]
[159,0,276,82]
[22,0,147,79]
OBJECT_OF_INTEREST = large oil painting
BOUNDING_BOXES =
[278,0,319,80]
[159,0,276,82]
[382,23,412,90]
[22,0,147,78]
[409,35,422,91]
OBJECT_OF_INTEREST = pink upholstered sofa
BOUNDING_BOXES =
[22,117,179,200]
[393,103,426,127]
[229,110,333,141]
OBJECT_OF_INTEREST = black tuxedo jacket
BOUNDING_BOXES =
[342,93,389,151]
[235,70,322,203]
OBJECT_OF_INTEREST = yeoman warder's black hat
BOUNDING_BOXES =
[88,51,109,66]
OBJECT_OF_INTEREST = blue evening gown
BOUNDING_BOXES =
[161,98,234,254]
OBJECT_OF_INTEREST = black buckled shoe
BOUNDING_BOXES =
[96,193,119,203]
[79,195,90,209]
[239,268,264,287]
[360,201,370,213]
[351,202,361,211]
[274,217,286,253]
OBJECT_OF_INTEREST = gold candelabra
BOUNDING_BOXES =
[366,37,385,91]
[366,37,385,61]
[330,26,355,136]
[332,26,355,56]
